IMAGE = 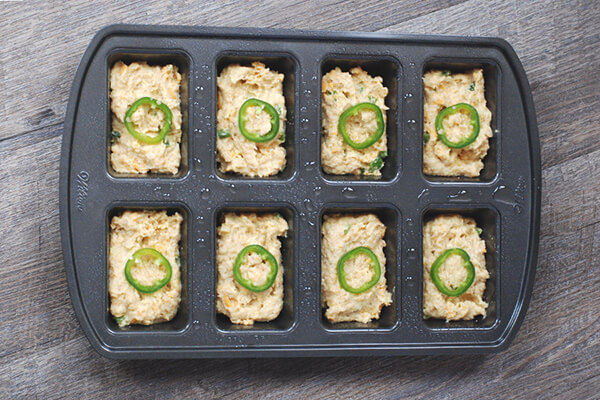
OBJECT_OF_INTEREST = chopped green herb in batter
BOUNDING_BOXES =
[368,151,388,172]
[344,223,352,235]
[217,129,231,138]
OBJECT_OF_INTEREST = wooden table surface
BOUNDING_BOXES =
[1,1,598,398]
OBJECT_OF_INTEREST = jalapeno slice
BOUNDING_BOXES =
[124,97,173,144]
[338,102,385,149]
[337,246,381,294]
[238,98,280,143]
[435,103,480,149]
[124,248,173,294]
[233,244,278,292]
[430,248,475,297]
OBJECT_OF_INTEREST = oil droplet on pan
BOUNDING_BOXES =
[342,187,357,199]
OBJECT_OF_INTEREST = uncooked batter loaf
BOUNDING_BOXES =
[216,212,288,325]
[216,62,286,177]
[321,214,392,323]
[109,210,182,327]
[423,69,492,177]
[321,67,388,176]
[110,61,183,174]
[423,214,489,321]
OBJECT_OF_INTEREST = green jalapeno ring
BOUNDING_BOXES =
[338,102,385,149]
[238,98,280,143]
[430,248,475,297]
[124,248,173,294]
[124,97,173,144]
[337,246,382,294]
[435,103,480,149]
[233,244,278,292]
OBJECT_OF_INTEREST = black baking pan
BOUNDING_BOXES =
[59,24,540,359]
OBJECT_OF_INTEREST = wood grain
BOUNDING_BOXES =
[1,1,599,399]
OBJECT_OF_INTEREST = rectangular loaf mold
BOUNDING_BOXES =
[105,203,191,333]
[421,59,500,183]
[106,50,192,179]
[319,204,400,331]
[60,25,540,358]
[422,206,498,330]
[215,53,298,181]
[213,204,296,332]
[320,56,401,182]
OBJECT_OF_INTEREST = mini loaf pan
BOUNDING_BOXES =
[60,24,540,359]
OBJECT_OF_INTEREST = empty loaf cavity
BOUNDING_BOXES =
[110,61,183,174]
[109,210,182,326]
[423,69,492,177]
[321,213,392,323]
[216,62,287,177]
[216,212,288,325]
[423,214,489,321]
[321,67,389,176]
